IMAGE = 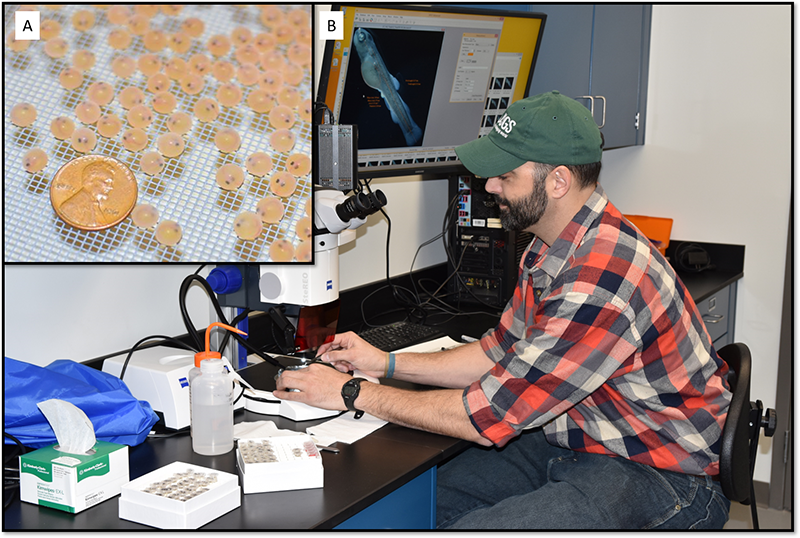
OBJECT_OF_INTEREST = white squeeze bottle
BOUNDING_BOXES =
[189,323,246,456]
[191,358,234,455]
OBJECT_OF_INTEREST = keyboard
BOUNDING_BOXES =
[358,321,444,352]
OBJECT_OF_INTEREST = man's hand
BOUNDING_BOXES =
[273,363,351,411]
[315,331,385,379]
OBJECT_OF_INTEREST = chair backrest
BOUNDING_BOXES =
[717,342,753,503]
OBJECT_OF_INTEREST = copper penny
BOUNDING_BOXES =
[50,155,138,231]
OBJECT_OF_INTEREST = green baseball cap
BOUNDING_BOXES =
[455,91,603,178]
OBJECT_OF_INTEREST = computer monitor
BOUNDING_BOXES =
[316,4,546,179]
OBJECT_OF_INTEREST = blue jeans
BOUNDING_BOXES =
[437,428,730,529]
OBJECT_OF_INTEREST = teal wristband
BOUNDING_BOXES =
[387,353,396,379]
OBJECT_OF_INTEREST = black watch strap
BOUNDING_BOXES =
[341,378,365,419]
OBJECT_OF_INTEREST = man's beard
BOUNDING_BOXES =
[494,168,548,231]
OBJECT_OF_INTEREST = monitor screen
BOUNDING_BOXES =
[316,4,546,179]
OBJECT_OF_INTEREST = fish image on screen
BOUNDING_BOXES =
[339,27,443,149]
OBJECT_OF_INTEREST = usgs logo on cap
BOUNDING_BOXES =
[494,113,516,138]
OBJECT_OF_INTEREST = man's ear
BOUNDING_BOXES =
[550,165,572,200]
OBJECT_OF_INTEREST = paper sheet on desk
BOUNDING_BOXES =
[306,413,387,445]
[395,335,464,353]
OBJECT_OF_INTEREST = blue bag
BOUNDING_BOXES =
[4,357,158,448]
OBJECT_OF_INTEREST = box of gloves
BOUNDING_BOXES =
[19,441,129,514]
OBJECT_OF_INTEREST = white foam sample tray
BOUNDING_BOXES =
[237,435,323,494]
[119,461,240,529]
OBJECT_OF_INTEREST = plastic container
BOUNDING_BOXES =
[624,214,673,256]
[190,359,233,456]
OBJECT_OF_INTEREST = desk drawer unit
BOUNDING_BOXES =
[696,284,735,348]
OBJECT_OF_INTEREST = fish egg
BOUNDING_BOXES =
[40,19,61,40]
[139,151,165,175]
[50,116,76,140]
[305,197,310,216]
[126,104,154,128]
[97,114,123,138]
[295,217,312,241]
[75,101,102,124]
[231,26,253,46]
[282,63,304,86]
[277,87,301,109]
[152,91,177,114]
[246,152,274,177]
[11,103,36,127]
[253,32,276,53]
[157,133,186,158]
[22,148,48,173]
[259,70,283,93]
[269,239,295,262]
[71,127,97,153]
[143,30,168,52]
[110,55,136,79]
[59,67,84,90]
[165,57,188,80]
[216,163,245,190]
[155,220,182,246]
[121,128,148,152]
[235,44,261,66]
[288,8,310,27]
[260,6,285,27]
[166,111,192,135]
[287,43,311,67]
[193,98,219,123]
[127,14,149,36]
[299,99,312,122]
[270,171,297,198]
[86,81,115,106]
[146,73,171,93]
[270,129,296,153]
[247,88,273,114]
[118,86,145,109]
[136,54,160,77]
[216,83,242,107]
[73,49,96,71]
[106,5,131,25]
[207,34,232,57]
[212,60,235,82]
[71,9,96,32]
[180,74,205,95]
[274,24,295,45]
[160,5,183,16]
[131,204,160,228]
[6,31,30,52]
[295,240,312,262]
[182,17,205,38]
[296,26,311,45]
[214,128,241,153]
[255,196,284,223]
[269,105,295,129]
[260,50,285,72]
[134,5,159,17]
[108,28,133,50]
[233,212,263,241]
[286,153,311,177]
[168,32,192,54]
[189,53,211,76]
[44,37,69,58]
[237,64,260,86]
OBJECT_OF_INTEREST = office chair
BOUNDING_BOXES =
[716,342,777,530]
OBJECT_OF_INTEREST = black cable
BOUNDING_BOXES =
[178,273,282,367]
[119,335,198,381]
[3,433,25,511]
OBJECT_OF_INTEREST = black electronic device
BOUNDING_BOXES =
[447,174,532,308]
[316,4,546,179]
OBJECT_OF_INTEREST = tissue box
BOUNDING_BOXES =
[19,441,129,514]
[118,462,240,529]
[237,435,323,494]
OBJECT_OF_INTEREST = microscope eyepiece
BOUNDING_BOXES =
[335,189,386,222]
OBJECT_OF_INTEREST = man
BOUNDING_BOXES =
[275,91,732,529]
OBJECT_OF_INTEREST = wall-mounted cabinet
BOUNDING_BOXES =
[527,4,652,149]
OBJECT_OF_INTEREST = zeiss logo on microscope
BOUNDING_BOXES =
[326,280,333,291]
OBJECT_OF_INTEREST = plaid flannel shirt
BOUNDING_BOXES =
[465,185,731,476]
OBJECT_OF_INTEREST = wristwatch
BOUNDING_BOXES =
[341,378,365,419]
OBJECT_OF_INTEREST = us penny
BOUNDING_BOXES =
[50,155,138,231]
